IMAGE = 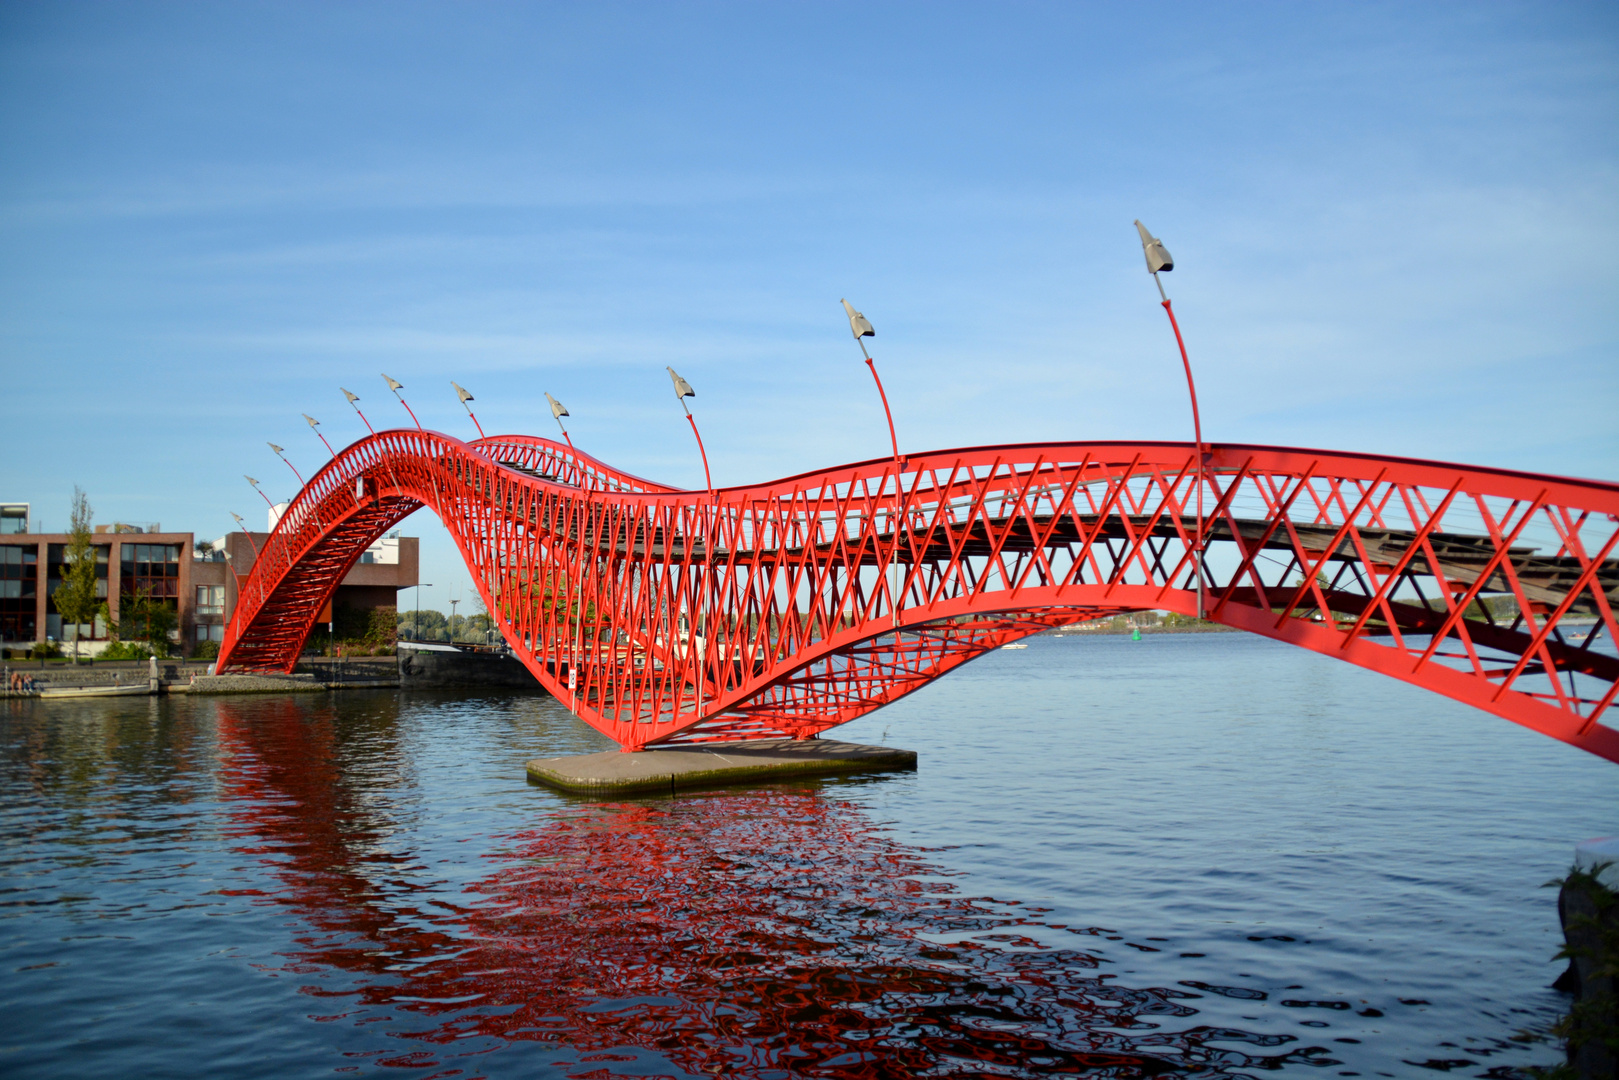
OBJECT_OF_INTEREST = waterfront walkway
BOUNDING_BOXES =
[1,655,401,697]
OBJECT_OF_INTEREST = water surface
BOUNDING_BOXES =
[1,633,1613,1077]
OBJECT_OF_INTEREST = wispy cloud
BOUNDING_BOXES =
[2,1,1614,603]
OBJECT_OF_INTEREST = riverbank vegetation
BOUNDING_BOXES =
[1536,864,1618,1079]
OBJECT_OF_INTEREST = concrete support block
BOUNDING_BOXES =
[527,738,916,796]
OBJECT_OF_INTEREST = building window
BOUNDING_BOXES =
[196,585,225,615]
[0,544,38,641]
[44,544,111,638]
[0,506,26,535]
[121,543,181,600]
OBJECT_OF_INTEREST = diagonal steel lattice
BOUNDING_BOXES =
[218,432,1619,761]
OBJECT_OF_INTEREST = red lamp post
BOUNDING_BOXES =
[840,298,907,629]
[303,414,337,458]
[267,442,304,486]
[1134,219,1208,619]
[667,367,713,496]
[229,512,260,560]
[341,388,376,435]
[452,382,486,439]
[546,392,576,455]
[840,298,901,465]
[382,374,423,431]
[244,475,275,510]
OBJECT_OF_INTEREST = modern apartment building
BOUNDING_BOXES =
[190,529,419,648]
[0,502,417,655]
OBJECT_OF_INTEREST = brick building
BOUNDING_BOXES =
[0,502,416,655]
[191,529,419,648]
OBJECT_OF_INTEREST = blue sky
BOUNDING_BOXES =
[2,2,1615,614]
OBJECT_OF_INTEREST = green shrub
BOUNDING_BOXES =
[98,640,153,661]
[1535,862,1618,1078]
[112,586,178,658]
[191,639,220,660]
[367,605,398,646]
[30,640,61,660]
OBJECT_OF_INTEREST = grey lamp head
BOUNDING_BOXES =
[245,475,260,487]
[382,373,404,392]
[341,387,360,404]
[546,392,569,420]
[452,381,473,405]
[840,298,875,339]
[230,512,245,527]
[267,442,285,455]
[667,366,695,399]
[1134,220,1173,274]
[303,414,320,429]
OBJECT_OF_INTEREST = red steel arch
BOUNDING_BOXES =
[218,431,1619,762]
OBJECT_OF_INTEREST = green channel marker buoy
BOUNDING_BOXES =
[1131,628,1142,641]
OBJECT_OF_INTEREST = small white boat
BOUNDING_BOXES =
[999,643,1029,650]
[38,684,152,699]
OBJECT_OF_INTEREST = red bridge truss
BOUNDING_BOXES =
[218,432,1619,762]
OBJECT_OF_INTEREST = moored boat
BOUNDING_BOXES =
[38,684,152,699]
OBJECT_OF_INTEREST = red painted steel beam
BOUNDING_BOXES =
[217,430,1619,764]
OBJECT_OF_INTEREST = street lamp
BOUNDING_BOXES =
[383,374,424,431]
[549,388,590,711]
[840,298,901,464]
[546,392,575,453]
[341,388,376,435]
[841,299,907,629]
[344,386,404,497]
[303,414,337,458]
[267,442,304,486]
[452,382,486,439]
[229,512,260,559]
[412,583,434,642]
[546,392,586,490]
[666,367,713,495]
[245,475,275,510]
[1134,219,1208,619]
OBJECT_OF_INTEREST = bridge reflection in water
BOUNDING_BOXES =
[215,697,1335,1077]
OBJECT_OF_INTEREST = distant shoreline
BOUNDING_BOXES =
[1044,616,1602,638]
[1043,624,1241,636]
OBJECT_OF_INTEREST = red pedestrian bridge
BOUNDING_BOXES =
[218,432,1619,762]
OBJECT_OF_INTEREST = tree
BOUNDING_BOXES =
[114,586,177,658]
[462,613,493,643]
[396,608,449,641]
[463,588,495,645]
[366,605,397,649]
[54,487,101,665]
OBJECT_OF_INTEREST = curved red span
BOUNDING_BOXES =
[218,431,1619,761]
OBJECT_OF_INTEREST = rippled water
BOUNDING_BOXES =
[2,633,1614,1078]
